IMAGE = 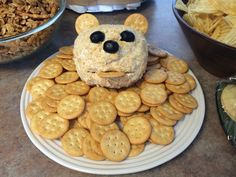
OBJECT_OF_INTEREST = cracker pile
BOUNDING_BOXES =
[0,0,59,61]
[25,45,198,162]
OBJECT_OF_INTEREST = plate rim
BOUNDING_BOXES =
[20,53,205,175]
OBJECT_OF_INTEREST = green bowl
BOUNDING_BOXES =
[216,78,236,148]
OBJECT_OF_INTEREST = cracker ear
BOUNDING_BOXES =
[75,14,100,34]
[124,13,149,34]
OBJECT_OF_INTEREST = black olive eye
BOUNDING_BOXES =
[120,30,135,42]
[90,31,105,43]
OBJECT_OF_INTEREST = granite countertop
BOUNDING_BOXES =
[0,0,235,177]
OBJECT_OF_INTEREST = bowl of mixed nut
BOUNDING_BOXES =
[0,0,66,63]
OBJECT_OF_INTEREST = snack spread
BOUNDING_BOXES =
[73,14,148,88]
[25,13,199,162]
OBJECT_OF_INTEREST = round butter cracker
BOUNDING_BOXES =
[31,79,55,100]
[39,63,63,79]
[150,124,175,145]
[59,46,73,55]
[37,113,69,139]
[157,102,184,121]
[75,14,99,34]
[167,59,189,74]
[65,81,90,96]
[144,69,167,84]
[128,144,145,157]
[173,93,198,109]
[124,13,149,34]
[166,82,191,94]
[82,135,105,161]
[55,72,79,84]
[46,84,68,100]
[57,95,85,119]
[141,85,167,105]
[89,101,117,125]
[101,130,130,162]
[123,116,151,145]
[61,128,89,156]
[90,123,119,142]
[115,91,141,114]
[88,87,109,103]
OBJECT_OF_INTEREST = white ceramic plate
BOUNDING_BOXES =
[20,54,205,175]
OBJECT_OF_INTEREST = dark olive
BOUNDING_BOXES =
[120,30,135,42]
[90,31,105,43]
[103,40,119,54]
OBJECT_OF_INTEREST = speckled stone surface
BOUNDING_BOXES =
[0,0,235,177]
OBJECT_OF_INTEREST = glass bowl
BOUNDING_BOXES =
[0,0,66,63]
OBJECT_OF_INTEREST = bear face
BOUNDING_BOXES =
[73,14,148,88]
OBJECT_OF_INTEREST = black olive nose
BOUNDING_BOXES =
[103,40,119,54]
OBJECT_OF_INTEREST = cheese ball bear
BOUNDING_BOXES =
[73,14,149,88]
